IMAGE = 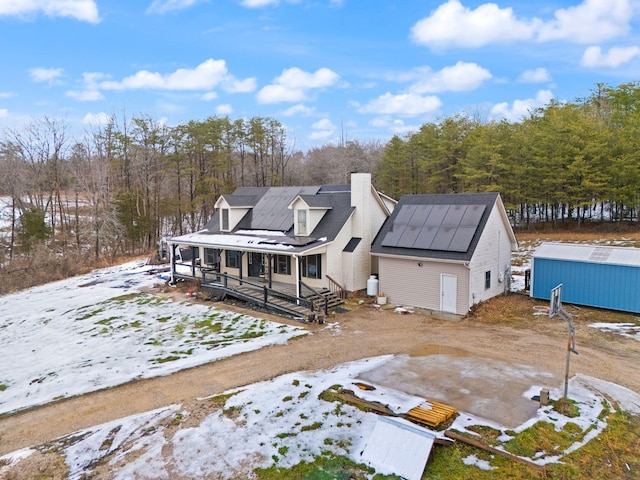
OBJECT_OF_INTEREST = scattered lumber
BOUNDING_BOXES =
[444,430,545,471]
[405,401,458,427]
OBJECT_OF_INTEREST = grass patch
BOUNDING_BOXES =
[209,391,241,409]
[77,308,105,320]
[194,317,223,333]
[0,384,8,392]
[552,397,581,418]
[549,408,640,479]
[504,420,585,458]
[151,355,181,364]
[300,421,323,432]
[110,293,141,302]
[96,316,119,325]
[253,451,396,480]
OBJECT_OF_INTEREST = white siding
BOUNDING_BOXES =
[344,173,393,292]
[326,217,357,290]
[468,203,514,306]
[379,256,469,314]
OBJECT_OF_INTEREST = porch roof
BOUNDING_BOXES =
[168,230,330,254]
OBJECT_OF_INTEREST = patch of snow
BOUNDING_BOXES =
[588,322,640,342]
[0,260,306,415]
[463,454,496,470]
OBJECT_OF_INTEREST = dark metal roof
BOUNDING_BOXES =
[371,193,499,261]
[298,194,334,208]
[198,188,354,254]
[343,237,362,252]
[251,186,320,231]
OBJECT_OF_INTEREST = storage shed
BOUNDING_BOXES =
[530,242,640,313]
[370,193,517,315]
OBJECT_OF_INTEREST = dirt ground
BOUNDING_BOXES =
[1,291,640,476]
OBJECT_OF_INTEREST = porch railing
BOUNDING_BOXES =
[326,274,347,300]
[300,281,328,315]
[201,272,314,315]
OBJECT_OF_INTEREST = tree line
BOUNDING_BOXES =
[1,81,640,274]
[0,113,381,268]
[375,82,640,229]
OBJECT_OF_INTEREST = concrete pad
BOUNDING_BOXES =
[358,353,560,428]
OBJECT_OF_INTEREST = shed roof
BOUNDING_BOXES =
[533,242,640,268]
[371,192,500,261]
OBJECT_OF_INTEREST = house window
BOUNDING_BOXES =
[297,209,307,235]
[302,254,322,279]
[485,271,491,289]
[205,248,219,265]
[221,208,230,231]
[273,255,291,275]
[225,250,240,268]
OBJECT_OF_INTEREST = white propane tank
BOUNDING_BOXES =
[366,275,379,296]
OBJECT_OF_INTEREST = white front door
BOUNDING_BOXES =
[441,274,457,313]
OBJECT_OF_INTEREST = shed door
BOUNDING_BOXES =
[441,274,457,313]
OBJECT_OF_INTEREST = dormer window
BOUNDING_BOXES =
[221,208,230,231]
[297,209,307,235]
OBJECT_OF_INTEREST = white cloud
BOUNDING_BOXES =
[309,118,336,140]
[491,89,554,122]
[0,92,15,98]
[358,92,442,117]
[411,0,536,48]
[224,77,257,93]
[411,0,633,49]
[256,67,339,104]
[0,0,100,23]
[94,59,253,94]
[369,116,418,135]
[147,0,202,14]
[537,0,634,43]
[0,108,8,118]
[66,89,103,101]
[241,0,280,7]
[581,45,640,68]
[280,104,316,116]
[518,67,551,83]
[406,62,492,94]
[215,104,233,115]
[201,92,218,101]
[29,67,64,84]
[81,112,111,125]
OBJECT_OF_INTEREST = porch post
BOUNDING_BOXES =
[191,246,197,278]
[170,243,177,283]
[267,253,273,289]
[294,254,301,303]
[239,251,244,285]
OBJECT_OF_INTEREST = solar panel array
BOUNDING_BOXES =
[381,203,486,253]
[251,186,320,231]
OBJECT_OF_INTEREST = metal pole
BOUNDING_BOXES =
[558,309,577,399]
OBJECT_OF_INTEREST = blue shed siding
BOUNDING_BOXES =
[531,258,640,313]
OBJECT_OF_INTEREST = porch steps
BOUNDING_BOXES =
[309,291,345,312]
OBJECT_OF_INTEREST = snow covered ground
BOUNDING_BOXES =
[0,244,639,477]
[0,260,306,415]
[2,356,639,479]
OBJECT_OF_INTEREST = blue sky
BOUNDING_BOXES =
[1,0,640,150]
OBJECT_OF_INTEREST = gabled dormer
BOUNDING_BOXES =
[288,195,333,236]
[214,195,254,232]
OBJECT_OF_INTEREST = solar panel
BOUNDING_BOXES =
[251,186,319,231]
[381,203,486,253]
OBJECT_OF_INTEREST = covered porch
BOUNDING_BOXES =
[166,241,346,320]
